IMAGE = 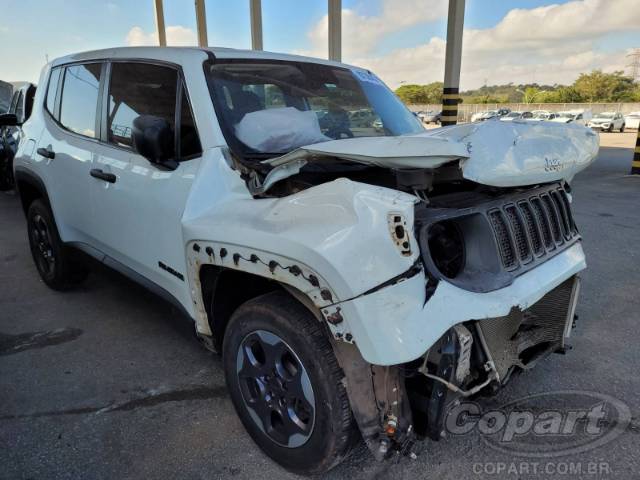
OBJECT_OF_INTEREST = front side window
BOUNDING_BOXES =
[107,62,177,150]
[205,60,423,158]
[59,63,102,138]
[45,67,61,116]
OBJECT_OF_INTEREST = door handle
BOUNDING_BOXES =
[90,168,117,183]
[37,147,55,159]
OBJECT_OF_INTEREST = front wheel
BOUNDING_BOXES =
[222,291,357,474]
[620,123,625,133]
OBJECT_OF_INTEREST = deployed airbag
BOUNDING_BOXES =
[235,107,330,153]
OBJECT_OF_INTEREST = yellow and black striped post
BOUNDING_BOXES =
[441,87,460,126]
[632,126,640,175]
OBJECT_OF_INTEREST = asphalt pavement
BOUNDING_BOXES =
[1,132,639,479]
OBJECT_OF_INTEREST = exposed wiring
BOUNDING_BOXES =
[421,371,497,398]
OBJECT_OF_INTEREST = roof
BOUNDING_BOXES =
[49,46,356,70]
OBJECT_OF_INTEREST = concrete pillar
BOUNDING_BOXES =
[154,0,167,46]
[632,126,640,175]
[328,0,341,61]
[250,0,263,50]
[195,0,208,47]
[441,0,465,126]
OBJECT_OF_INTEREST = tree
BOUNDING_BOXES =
[395,84,429,104]
[573,70,635,102]
[543,86,583,103]
[394,82,444,104]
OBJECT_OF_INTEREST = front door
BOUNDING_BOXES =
[89,61,202,305]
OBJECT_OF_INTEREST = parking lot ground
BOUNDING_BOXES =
[1,131,639,479]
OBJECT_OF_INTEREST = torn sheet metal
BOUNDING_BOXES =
[334,242,586,366]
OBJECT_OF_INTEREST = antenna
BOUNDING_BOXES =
[627,49,640,82]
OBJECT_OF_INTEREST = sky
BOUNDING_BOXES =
[0,0,639,90]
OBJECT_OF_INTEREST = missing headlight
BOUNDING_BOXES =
[428,220,465,278]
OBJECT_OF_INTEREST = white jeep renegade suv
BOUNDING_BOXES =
[13,47,598,474]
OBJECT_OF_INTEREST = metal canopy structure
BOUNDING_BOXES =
[153,0,464,123]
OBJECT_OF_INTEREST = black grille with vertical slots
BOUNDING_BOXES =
[488,186,579,272]
[415,183,581,293]
[530,197,553,249]
[518,201,543,255]
[541,194,562,243]
[505,205,531,263]
[489,210,516,269]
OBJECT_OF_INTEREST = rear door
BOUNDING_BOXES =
[37,62,104,244]
[90,61,202,302]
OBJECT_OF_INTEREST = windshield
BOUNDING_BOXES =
[505,112,520,118]
[205,60,424,158]
[597,113,615,119]
[533,112,549,119]
[558,112,575,118]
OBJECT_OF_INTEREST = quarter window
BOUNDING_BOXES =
[14,92,24,122]
[59,63,102,138]
[45,67,61,116]
[107,63,177,150]
[179,88,201,158]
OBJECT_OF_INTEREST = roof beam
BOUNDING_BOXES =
[250,0,263,50]
[328,0,341,61]
[195,0,208,47]
[154,0,167,46]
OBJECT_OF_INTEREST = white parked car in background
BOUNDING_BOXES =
[551,109,592,126]
[500,111,533,122]
[12,46,598,474]
[529,110,558,121]
[588,112,625,132]
[624,111,640,131]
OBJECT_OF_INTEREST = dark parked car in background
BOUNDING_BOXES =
[0,82,36,190]
[0,80,12,113]
[417,110,441,124]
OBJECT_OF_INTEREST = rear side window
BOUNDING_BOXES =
[59,63,102,138]
[45,67,61,116]
[107,62,177,150]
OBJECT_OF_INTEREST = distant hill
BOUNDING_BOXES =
[395,70,640,104]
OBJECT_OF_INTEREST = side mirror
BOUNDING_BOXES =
[131,115,176,169]
[0,113,18,127]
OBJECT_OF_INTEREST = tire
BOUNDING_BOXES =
[608,124,614,133]
[620,123,625,133]
[222,291,357,474]
[0,151,14,192]
[27,199,88,290]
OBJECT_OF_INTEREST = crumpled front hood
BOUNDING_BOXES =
[257,119,599,192]
[424,120,599,187]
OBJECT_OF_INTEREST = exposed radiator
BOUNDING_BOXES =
[476,276,579,381]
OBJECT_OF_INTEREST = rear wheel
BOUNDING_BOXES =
[222,291,357,474]
[0,150,14,191]
[27,199,88,290]
[620,123,625,133]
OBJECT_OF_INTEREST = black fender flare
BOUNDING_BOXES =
[13,166,51,216]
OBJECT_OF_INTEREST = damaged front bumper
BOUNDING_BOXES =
[334,241,586,366]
